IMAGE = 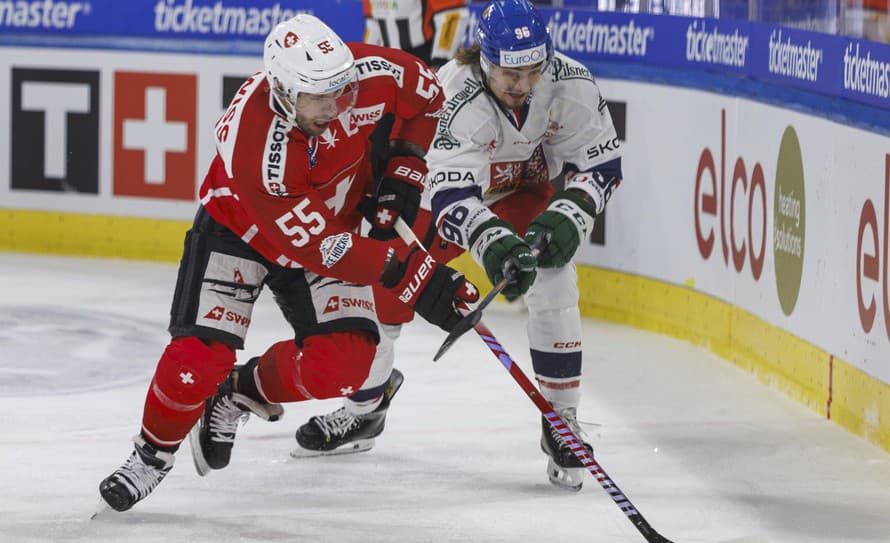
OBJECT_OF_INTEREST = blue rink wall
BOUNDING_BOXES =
[2,2,890,454]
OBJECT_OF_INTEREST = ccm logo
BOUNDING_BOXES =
[398,254,434,303]
[394,165,424,183]
[553,341,581,349]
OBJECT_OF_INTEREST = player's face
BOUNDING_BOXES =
[486,62,545,110]
[293,82,358,137]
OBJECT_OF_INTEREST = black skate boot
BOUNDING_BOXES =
[290,368,404,458]
[189,363,284,476]
[98,435,175,512]
[540,407,594,491]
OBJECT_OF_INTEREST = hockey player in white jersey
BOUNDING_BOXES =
[293,0,622,491]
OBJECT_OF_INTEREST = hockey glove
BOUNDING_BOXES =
[369,155,426,240]
[525,189,597,268]
[380,246,479,332]
[470,219,537,301]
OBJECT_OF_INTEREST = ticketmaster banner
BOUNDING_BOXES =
[464,7,890,113]
[534,7,890,111]
[543,12,753,75]
[753,26,838,94]
[3,1,888,111]
[839,40,890,108]
[0,0,363,42]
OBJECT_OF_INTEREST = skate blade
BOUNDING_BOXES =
[546,458,583,492]
[187,423,211,477]
[90,498,112,519]
[386,368,405,399]
[289,439,375,458]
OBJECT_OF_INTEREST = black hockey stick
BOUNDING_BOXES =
[432,235,548,361]
[394,219,675,542]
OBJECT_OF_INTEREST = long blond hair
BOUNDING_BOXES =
[454,44,482,66]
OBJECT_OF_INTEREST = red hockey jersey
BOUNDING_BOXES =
[199,43,444,286]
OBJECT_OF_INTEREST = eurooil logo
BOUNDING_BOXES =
[773,126,806,316]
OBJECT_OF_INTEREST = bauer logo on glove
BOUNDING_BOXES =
[397,253,435,304]
[380,245,480,332]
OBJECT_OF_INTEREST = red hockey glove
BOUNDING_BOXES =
[370,155,426,240]
[380,245,479,332]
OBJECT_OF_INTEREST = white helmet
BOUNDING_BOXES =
[263,15,358,125]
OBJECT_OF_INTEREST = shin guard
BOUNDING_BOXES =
[141,337,236,448]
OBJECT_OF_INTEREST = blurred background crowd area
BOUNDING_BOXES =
[537,0,890,43]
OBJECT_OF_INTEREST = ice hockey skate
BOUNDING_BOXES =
[189,365,284,476]
[98,434,175,513]
[290,368,404,458]
[540,407,594,491]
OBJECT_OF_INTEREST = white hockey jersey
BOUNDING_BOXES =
[427,52,623,249]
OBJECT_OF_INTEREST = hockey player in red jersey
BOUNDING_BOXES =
[97,14,478,513]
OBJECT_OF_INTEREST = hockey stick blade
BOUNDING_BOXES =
[631,515,675,543]
[432,235,548,362]
[433,289,494,361]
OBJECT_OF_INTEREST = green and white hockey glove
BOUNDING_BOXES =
[525,189,597,268]
[469,218,537,301]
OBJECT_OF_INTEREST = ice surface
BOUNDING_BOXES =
[2,252,889,543]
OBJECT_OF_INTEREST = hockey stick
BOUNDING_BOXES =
[464,322,674,543]
[432,234,548,362]
[394,218,675,543]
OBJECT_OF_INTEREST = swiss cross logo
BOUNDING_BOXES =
[464,281,478,298]
[284,32,299,47]
[204,306,225,321]
[113,72,196,200]
[233,269,244,284]
[323,296,340,313]
[376,208,393,226]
